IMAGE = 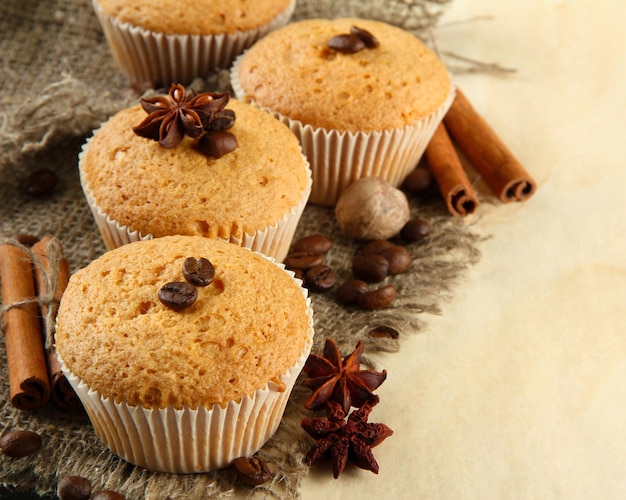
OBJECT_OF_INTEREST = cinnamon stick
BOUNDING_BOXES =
[425,123,478,216]
[0,242,50,410]
[443,88,536,202]
[31,236,81,410]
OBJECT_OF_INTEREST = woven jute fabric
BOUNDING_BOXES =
[0,1,484,498]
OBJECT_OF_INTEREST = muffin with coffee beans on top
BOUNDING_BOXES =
[55,235,314,473]
[231,17,454,205]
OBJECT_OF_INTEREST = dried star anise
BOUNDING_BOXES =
[133,83,231,148]
[303,338,386,414]
[301,396,393,478]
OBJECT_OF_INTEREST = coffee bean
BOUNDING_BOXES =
[360,239,394,256]
[305,265,337,293]
[197,131,237,159]
[20,168,58,197]
[328,33,366,54]
[293,235,333,254]
[357,285,397,310]
[352,253,389,283]
[369,326,400,340]
[350,25,380,48]
[381,245,412,275]
[158,281,198,310]
[92,491,126,500]
[336,279,369,306]
[183,257,215,286]
[400,218,432,243]
[0,430,42,458]
[205,109,236,131]
[57,476,91,500]
[403,167,433,193]
[284,251,324,272]
[233,456,272,486]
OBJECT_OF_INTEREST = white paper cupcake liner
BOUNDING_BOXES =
[78,133,312,262]
[231,55,455,206]
[92,0,295,85]
[58,262,314,473]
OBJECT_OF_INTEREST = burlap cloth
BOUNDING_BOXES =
[0,1,484,497]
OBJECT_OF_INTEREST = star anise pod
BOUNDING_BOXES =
[301,396,393,478]
[303,338,386,414]
[133,83,231,148]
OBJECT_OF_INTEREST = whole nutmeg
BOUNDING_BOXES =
[335,177,410,240]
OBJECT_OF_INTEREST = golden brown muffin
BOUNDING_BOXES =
[80,98,310,252]
[236,17,452,132]
[55,235,311,410]
[96,0,294,35]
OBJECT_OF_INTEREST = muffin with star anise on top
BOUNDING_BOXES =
[92,0,295,86]
[79,83,311,262]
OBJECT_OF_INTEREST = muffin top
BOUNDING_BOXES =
[55,236,312,409]
[81,97,310,241]
[96,0,293,35]
[236,18,452,132]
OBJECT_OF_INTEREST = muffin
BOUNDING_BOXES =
[92,0,295,86]
[231,17,455,205]
[80,87,311,262]
[55,235,314,473]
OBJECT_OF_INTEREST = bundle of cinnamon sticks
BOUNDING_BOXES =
[0,235,80,411]
[424,88,536,216]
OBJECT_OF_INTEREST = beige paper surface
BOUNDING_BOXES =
[300,0,626,497]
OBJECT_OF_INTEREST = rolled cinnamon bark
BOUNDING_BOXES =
[425,123,478,217]
[443,88,536,202]
[31,236,81,411]
[0,243,51,410]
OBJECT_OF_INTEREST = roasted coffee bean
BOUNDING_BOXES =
[293,234,333,254]
[14,234,40,247]
[352,253,389,283]
[360,239,394,256]
[0,430,42,458]
[400,218,432,243]
[183,257,215,286]
[381,245,412,275]
[158,281,198,310]
[284,251,324,272]
[20,168,58,197]
[327,33,366,54]
[403,166,433,193]
[305,265,337,293]
[336,279,369,306]
[350,25,380,48]
[205,109,236,131]
[369,325,400,340]
[57,476,92,500]
[92,491,126,500]
[197,131,238,159]
[233,456,272,486]
[357,285,397,310]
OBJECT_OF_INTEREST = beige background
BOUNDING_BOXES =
[301,0,626,498]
